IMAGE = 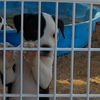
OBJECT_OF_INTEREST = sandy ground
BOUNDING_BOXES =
[48,22,100,100]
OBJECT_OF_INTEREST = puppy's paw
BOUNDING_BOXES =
[24,41,35,48]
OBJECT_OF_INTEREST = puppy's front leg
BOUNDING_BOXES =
[33,54,54,89]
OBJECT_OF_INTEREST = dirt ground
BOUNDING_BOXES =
[48,22,100,100]
[56,5,100,100]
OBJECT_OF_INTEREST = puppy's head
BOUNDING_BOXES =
[13,13,65,56]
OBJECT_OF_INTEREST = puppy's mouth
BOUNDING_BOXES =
[40,51,51,56]
[40,44,51,56]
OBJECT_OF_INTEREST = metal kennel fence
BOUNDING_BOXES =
[0,0,100,100]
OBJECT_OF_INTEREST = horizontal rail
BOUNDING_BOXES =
[0,94,100,98]
[0,0,100,4]
[0,47,100,51]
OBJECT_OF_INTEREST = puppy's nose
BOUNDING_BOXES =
[40,44,51,56]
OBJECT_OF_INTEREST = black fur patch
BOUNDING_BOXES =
[39,87,49,100]
[13,13,46,41]
[13,64,16,72]
[0,72,3,84]
[52,16,65,39]
[0,17,2,22]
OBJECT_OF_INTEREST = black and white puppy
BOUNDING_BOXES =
[11,12,65,100]
[0,42,16,95]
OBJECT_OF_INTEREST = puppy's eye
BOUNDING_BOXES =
[53,34,55,38]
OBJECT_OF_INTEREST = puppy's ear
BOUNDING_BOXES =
[58,19,65,39]
[52,16,65,39]
[13,15,21,33]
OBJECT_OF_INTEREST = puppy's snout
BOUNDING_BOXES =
[40,44,51,56]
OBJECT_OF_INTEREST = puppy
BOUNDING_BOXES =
[11,12,64,100]
[0,42,16,95]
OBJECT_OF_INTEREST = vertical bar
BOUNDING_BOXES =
[87,4,93,100]
[54,2,58,100]
[70,3,76,100]
[20,0,24,100]
[3,0,6,100]
[37,1,41,100]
